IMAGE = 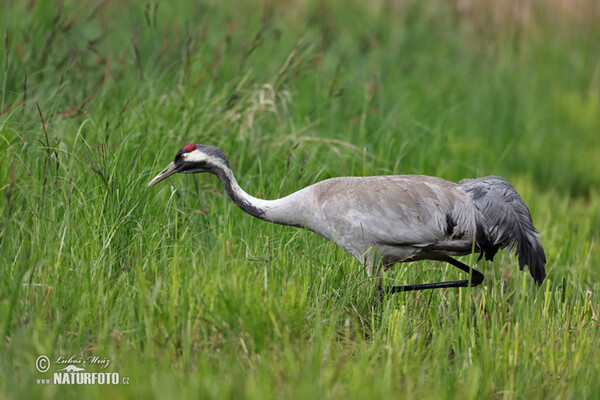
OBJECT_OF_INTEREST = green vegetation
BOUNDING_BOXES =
[1,0,599,398]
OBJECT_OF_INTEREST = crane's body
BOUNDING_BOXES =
[247,175,478,272]
[148,144,546,293]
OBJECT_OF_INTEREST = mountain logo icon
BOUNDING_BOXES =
[55,364,85,373]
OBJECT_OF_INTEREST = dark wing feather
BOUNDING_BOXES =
[460,177,546,284]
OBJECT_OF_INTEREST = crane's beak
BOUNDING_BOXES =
[147,162,179,188]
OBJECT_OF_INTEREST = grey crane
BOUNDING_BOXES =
[148,144,546,294]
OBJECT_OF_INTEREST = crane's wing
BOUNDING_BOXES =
[311,176,475,249]
[459,176,546,283]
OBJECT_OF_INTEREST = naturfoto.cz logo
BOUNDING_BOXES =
[35,354,130,385]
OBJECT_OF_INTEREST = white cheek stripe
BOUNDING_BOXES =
[185,151,208,163]
[185,151,230,174]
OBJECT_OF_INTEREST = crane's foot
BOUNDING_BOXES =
[380,256,484,296]
[374,286,386,303]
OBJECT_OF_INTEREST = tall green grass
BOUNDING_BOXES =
[1,0,599,398]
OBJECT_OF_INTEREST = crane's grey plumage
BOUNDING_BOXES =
[148,144,546,293]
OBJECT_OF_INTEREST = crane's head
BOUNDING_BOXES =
[147,144,230,188]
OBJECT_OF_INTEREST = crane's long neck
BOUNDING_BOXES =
[211,165,305,228]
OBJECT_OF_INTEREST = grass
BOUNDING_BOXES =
[1,0,599,398]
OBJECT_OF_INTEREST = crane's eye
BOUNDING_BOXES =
[180,154,185,160]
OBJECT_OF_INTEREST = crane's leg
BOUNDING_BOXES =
[383,256,484,295]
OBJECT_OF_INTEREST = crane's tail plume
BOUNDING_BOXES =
[460,177,546,284]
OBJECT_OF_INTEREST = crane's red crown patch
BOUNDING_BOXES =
[182,144,196,153]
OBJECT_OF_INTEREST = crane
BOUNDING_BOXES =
[148,144,546,295]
